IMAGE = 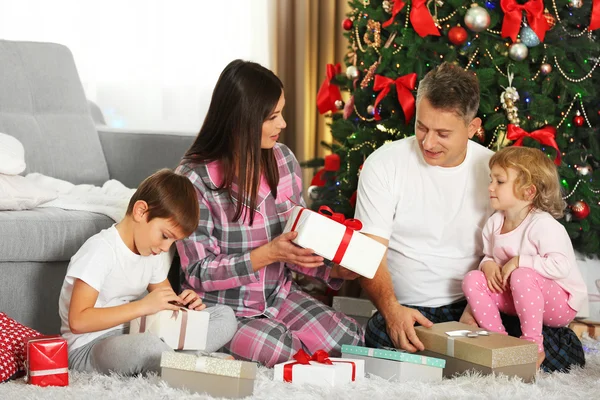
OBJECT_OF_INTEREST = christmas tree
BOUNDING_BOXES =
[307,0,600,255]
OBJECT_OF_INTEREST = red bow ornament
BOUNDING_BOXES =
[383,0,440,37]
[317,63,343,114]
[591,0,600,31]
[506,124,561,165]
[372,73,417,123]
[500,0,549,43]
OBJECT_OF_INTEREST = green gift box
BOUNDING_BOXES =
[341,344,445,382]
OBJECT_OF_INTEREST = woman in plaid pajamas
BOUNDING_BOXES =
[175,60,364,367]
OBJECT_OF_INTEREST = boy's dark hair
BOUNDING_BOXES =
[126,169,199,236]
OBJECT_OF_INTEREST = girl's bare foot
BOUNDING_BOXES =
[536,351,545,369]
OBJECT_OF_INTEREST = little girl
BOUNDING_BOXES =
[462,146,588,368]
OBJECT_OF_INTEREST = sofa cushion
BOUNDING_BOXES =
[0,40,109,185]
[0,208,113,262]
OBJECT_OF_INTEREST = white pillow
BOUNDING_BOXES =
[0,132,26,175]
[0,174,57,211]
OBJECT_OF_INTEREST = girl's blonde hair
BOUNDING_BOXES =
[489,146,566,218]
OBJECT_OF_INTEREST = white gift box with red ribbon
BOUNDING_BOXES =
[282,206,386,279]
[274,350,365,387]
[129,308,209,350]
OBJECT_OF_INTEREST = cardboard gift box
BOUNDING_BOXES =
[160,351,257,398]
[274,349,365,387]
[415,321,538,382]
[569,319,600,339]
[130,308,209,350]
[24,336,68,387]
[283,206,386,279]
[332,296,377,326]
[341,344,445,382]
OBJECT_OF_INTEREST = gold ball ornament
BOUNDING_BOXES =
[346,65,360,80]
[464,3,491,32]
[508,42,529,61]
[540,63,553,75]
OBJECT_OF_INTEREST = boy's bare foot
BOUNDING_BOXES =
[536,351,545,369]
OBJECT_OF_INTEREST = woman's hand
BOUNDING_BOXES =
[179,289,207,311]
[330,263,360,280]
[266,231,324,268]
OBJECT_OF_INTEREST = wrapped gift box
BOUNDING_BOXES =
[160,351,257,398]
[283,206,386,279]
[24,336,68,387]
[569,320,600,339]
[341,344,445,382]
[332,296,377,326]
[274,350,365,386]
[415,321,538,382]
[130,308,209,350]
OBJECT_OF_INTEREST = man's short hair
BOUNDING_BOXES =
[416,62,480,123]
[126,169,199,236]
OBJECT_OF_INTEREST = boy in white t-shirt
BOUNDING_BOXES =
[59,169,237,375]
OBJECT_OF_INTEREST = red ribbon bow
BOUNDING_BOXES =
[318,206,362,265]
[317,63,343,114]
[591,0,600,31]
[289,206,363,266]
[383,0,440,37]
[500,0,548,43]
[372,73,417,123]
[506,124,561,165]
[283,349,356,382]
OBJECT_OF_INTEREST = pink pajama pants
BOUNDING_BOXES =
[462,268,576,352]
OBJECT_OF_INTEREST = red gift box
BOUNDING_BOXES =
[25,336,69,387]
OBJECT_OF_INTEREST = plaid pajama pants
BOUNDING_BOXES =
[223,290,364,367]
[365,300,585,373]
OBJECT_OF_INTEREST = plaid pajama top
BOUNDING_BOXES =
[175,143,342,318]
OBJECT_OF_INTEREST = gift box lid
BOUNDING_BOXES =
[341,345,445,368]
[415,321,538,369]
[160,352,257,379]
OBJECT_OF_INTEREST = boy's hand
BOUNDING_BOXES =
[179,289,206,311]
[501,256,519,289]
[481,261,503,293]
[141,287,181,315]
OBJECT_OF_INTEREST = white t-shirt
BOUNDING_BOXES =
[59,225,170,351]
[355,136,494,307]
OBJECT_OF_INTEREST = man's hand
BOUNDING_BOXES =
[501,256,519,289]
[481,260,504,293]
[384,304,433,352]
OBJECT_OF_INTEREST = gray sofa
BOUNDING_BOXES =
[0,40,194,334]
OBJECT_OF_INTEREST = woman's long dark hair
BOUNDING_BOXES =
[183,60,283,225]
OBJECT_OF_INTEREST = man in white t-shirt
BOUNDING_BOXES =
[355,63,493,352]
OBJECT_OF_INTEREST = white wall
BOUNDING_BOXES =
[0,0,275,133]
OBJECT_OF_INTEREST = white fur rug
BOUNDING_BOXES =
[2,337,599,400]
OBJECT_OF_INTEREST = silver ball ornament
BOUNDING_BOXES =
[540,63,553,75]
[464,4,491,32]
[307,185,321,200]
[346,65,359,80]
[334,100,344,110]
[508,42,529,61]
[569,0,583,8]
[366,105,376,115]
[576,164,593,176]
[519,26,540,47]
